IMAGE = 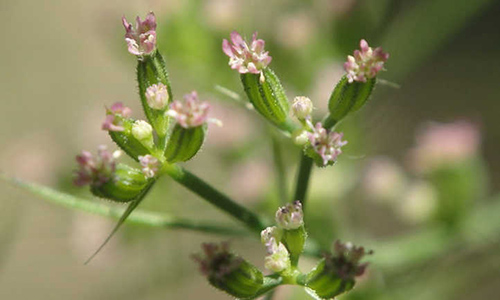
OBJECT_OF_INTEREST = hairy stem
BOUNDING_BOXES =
[293,154,314,208]
[162,164,266,233]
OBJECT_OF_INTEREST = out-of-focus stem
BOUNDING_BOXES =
[162,164,266,233]
[271,131,288,204]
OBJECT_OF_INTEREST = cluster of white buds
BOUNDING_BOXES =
[275,201,304,230]
[145,83,169,110]
[260,226,290,272]
[292,96,313,120]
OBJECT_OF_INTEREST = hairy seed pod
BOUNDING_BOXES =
[91,164,149,202]
[164,124,206,163]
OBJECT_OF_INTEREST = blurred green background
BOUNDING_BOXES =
[1,0,500,299]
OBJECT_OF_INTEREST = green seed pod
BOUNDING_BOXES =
[193,243,264,299]
[91,164,149,202]
[137,51,174,137]
[164,124,206,163]
[306,241,370,299]
[241,68,294,132]
[108,118,151,161]
[324,76,375,128]
[306,259,355,299]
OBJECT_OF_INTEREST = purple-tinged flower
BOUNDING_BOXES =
[408,121,480,173]
[330,240,373,279]
[74,145,120,187]
[145,83,169,110]
[122,12,157,56]
[222,31,272,76]
[102,102,133,132]
[166,91,221,128]
[344,39,389,83]
[307,121,347,166]
[138,155,160,178]
[264,242,290,273]
[192,242,243,282]
[276,201,304,230]
[261,226,282,254]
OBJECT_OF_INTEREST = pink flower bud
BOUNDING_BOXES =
[344,39,389,83]
[275,201,304,230]
[222,31,272,75]
[102,102,132,132]
[122,12,157,56]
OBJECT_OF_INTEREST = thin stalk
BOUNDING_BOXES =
[162,164,266,233]
[270,131,288,204]
[293,154,314,208]
[2,175,246,236]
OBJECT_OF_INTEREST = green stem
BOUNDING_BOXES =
[245,276,283,300]
[270,131,288,204]
[293,154,314,208]
[2,175,245,236]
[162,164,266,233]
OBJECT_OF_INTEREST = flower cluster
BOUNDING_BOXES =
[307,122,347,166]
[409,121,480,173]
[222,31,272,76]
[138,155,160,178]
[166,91,214,128]
[327,240,372,279]
[122,12,157,56]
[192,242,243,283]
[102,102,132,132]
[344,39,389,83]
[292,96,313,120]
[74,146,120,187]
[261,226,290,272]
[275,201,304,230]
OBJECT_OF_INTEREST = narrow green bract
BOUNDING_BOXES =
[164,124,206,163]
[306,259,355,299]
[241,68,291,130]
[326,75,376,128]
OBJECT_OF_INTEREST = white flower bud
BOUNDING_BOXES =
[145,83,169,110]
[292,96,313,120]
[276,201,304,230]
[132,120,154,149]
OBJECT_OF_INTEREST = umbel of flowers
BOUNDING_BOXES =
[74,13,218,210]
[71,11,387,298]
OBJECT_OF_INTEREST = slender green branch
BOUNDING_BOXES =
[293,154,314,208]
[162,164,266,233]
[1,175,246,236]
[242,276,283,300]
[270,131,288,204]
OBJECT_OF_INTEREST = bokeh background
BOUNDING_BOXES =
[1,0,500,299]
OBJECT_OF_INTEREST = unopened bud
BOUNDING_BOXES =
[192,242,263,298]
[145,83,169,110]
[306,240,372,299]
[264,243,290,273]
[132,120,154,149]
[292,96,313,120]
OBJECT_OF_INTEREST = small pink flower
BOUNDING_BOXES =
[138,155,160,178]
[307,121,347,166]
[102,102,132,132]
[166,91,218,128]
[344,39,389,83]
[222,31,272,75]
[74,146,119,187]
[122,12,157,56]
